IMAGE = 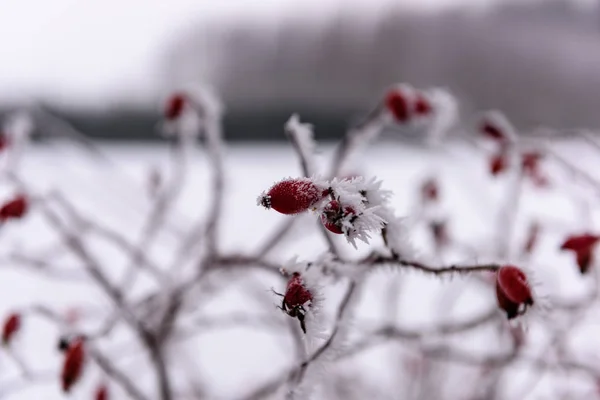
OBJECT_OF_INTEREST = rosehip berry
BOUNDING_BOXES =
[164,93,186,121]
[284,273,313,310]
[320,200,355,234]
[521,151,549,188]
[95,384,108,400]
[560,234,600,274]
[421,178,439,203]
[496,265,534,320]
[2,313,20,346]
[61,337,85,393]
[480,121,506,142]
[0,195,28,222]
[259,178,328,215]
[385,90,410,122]
[521,152,542,173]
[279,273,313,334]
[414,94,432,116]
[489,153,508,176]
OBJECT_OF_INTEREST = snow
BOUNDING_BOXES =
[0,138,598,399]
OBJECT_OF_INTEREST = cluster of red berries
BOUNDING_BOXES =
[258,178,377,240]
[479,114,549,186]
[385,85,433,123]
[1,310,106,395]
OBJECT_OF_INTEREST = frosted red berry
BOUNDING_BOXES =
[95,384,108,400]
[0,195,28,222]
[385,90,410,122]
[414,94,432,116]
[521,151,549,188]
[480,121,505,142]
[279,272,313,334]
[496,265,534,319]
[561,234,600,274]
[61,337,85,392]
[2,313,21,345]
[284,273,313,310]
[489,153,508,176]
[521,152,542,173]
[320,200,355,234]
[259,179,328,215]
[421,178,439,203]
[164,93,186,121]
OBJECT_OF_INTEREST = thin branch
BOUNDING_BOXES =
[91,348,151,400]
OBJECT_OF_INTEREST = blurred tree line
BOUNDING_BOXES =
[8,0,599,141]
[162,0,600,135]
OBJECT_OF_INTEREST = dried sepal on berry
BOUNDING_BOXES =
[2,312,21,346]
[496,265,534,320]
[258,178,329,215]
[61,337,86,393]
[560,234,600,274]
[0,194,28,222]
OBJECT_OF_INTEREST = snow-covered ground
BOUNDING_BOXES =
[0,139,599,399]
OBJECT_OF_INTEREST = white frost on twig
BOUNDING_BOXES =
[425,88,459,146]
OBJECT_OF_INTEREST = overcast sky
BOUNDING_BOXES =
[0,0,593,110]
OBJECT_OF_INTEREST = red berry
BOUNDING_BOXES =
[2,313,21,345]
[489,153,508,176]
[496,265,534,319]
[95,384,108,400]
[164,93,186,121]
[560,234,600,274]
[259,179,328,215]
[61,337,85,393]
[0,195,28,222]
[521,151,542,173]
[320,200,355,234]
[284,273,313,309]
[421,178,439,203]
[414,94,432,116]
[480,121,505,142]
[385,90,410,122]
[521,151,549,188]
